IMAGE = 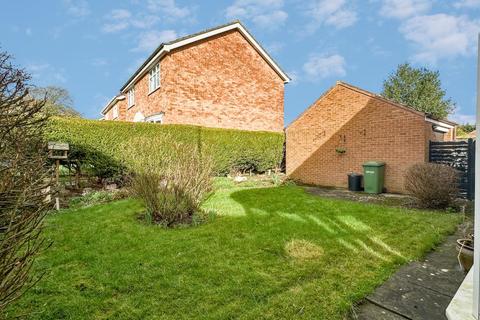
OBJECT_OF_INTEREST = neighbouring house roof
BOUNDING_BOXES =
[102,20,290,116]
[287,81,457,129]
[101,95,125,115]
[120,20,290,91]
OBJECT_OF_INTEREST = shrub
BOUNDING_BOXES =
[68,189,129,209]
[45,117,284,178]
[124,136,214,226]
[404,163,459,209]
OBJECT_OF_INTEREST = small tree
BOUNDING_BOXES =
[0,50,50,312]
[30,86,81,118]
[381,63,455,119]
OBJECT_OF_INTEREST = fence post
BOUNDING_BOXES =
[468,139,476,200]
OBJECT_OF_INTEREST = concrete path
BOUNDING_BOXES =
[354,229,466,320]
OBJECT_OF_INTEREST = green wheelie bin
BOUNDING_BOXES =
[362,161,385,194]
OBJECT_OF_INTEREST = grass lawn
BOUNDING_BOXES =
[7,179,461,319]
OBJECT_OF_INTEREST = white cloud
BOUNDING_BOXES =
[400,14,480,64]
[265,41,285,55]
[102,9,131,33]
[252,10,288,29]
[131,15,160,29]
[306,0,357,30]
[91,58,108,67]
[25,28,32,36]
[367,37,391,57]
[64,0,90,17]
[53,72,67,83]
[27,63,50,75]
[110,9,132,20]
[147,0,191,19]
[287,70,300,85]
[303,54,346,80]
[102,9,161,33]
[454,0,480,8]
[225,0,288,29]
[379,0,431,19]
[102,21,129,33]
[26,63,67,84]
[451,113,476,124]
[133,30,178,52]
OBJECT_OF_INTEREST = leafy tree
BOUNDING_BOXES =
[30,86,81,118]
[0,50,51,312]
[459,123,475,133]
[381,63,455,119]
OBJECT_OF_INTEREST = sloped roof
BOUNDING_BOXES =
[119,20,290,92]
[287,81,456,128]
[101,94,125,115]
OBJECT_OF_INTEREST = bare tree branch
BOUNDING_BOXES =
[0,48,51,313]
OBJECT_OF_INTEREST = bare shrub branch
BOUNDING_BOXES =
[0,49,51,312]
[404,163,458,209]
[123,135,214,226]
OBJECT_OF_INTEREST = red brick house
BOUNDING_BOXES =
[101,21,290,132]
[286,82,456,193]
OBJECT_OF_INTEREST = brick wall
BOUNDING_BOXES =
[104,99,127,121]
[122,29,284,132]
[425,123,455,142]
[286,83,434,193]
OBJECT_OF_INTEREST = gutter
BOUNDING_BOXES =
[101,95,125,115]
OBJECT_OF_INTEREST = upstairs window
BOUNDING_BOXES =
[149,63,160,93]
[128,87,135,108]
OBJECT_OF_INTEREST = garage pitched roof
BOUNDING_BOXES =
[287,81,456,128]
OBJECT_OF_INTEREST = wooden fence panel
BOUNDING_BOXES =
[429,139,475,200]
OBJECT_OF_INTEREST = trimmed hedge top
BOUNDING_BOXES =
[46,118,284,176]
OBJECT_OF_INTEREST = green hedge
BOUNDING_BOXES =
[45,118,284,177]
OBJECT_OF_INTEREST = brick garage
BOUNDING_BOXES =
[103,21,289,133]
[286,82,456,193]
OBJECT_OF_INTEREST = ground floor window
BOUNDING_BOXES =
[145,113,164,124]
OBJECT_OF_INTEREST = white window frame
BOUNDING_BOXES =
[148,63,160,93]
[128,87,135,108]
[145,113,164,124]
[112,105,119,119]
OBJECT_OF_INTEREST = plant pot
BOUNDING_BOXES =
[456,239,474,273]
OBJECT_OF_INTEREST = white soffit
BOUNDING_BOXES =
[426,117,454,129]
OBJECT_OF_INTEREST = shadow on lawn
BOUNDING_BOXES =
[228,186,408,263]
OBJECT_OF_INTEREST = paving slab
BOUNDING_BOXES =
[354,302,408,319]
[367,277,454,319]
[354,230,466,320]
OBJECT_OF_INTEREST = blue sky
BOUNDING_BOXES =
[1,0,479,124]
